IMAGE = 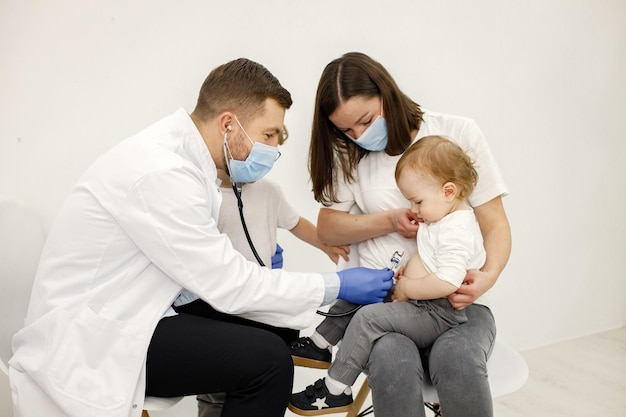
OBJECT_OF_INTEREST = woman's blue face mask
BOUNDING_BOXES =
[344,101,388,152]
[345,115,388,151]
[224,116,280,183]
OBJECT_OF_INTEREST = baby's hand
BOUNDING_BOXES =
[391,276,411,302]
[391,287,409,302]
[392,271,424,302]
[394,266,406,282]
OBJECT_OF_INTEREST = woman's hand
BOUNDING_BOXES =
[390,208,420,239]
[448,269,498,310]
[448,196,511,310]
[324,244,350,264]
[318,207,415,245]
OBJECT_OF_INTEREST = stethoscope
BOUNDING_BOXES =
[231,181,266,267]
[225,121,266,268]
[231,180,358,317]
[231,181,405,318]
[316,250,404,317]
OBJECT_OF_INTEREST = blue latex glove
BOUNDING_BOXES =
[337,267,394,305]
[271,243,284,269]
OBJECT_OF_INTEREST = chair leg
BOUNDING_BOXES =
[345,379,371,417]
[424,402,442,416]
[141,410,150,417]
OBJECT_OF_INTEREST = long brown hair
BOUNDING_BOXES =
[308,52,423,205]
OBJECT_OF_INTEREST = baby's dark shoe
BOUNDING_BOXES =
[288,337,332,369]
[288,378,353,416]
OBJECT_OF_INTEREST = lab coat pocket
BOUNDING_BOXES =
[47,306,145,410]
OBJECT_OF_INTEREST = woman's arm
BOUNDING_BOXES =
[290,217,350,264]
[317,207,420,246]
[448,196,511,309]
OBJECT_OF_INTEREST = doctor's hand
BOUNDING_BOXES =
[337,267,394,305]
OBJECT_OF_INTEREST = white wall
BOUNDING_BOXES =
[1,0,625,415]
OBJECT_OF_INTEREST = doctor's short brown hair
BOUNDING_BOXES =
[193,58,293,123]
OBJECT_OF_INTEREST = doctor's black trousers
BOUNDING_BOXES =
[145,301,296,417]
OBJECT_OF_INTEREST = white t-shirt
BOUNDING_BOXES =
[218,178,300,267]
[418,209,486,288]
[175,178,300,306]
[329,110,508,279]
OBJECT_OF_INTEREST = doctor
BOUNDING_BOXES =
[9,58,393,417]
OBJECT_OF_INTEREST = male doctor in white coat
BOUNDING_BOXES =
[9,58,394,417]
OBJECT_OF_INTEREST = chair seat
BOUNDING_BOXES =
[142,396,184,417]
[142,395,184,416]
[143,396,184,411]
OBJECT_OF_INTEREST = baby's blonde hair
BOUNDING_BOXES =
[395,135,478,200]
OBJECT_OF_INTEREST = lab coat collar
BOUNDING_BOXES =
[172,108,219,186]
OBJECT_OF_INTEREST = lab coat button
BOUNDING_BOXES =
[132,404,138,409]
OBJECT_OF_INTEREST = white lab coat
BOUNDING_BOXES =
[9,109,327,417]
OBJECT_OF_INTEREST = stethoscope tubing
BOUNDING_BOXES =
[232,182,266,267]
[232,181,365,318]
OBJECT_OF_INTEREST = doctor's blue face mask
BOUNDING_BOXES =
[223,116,280,184]
[344,101,388,152]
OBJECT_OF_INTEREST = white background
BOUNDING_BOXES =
[1,0,625,415]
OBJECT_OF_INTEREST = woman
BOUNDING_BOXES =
[308,52,511,417]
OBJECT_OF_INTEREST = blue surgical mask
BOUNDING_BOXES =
[223,116,280,183]
[345,102,388,151]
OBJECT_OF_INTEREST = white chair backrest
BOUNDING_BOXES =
[0,196,46,373]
